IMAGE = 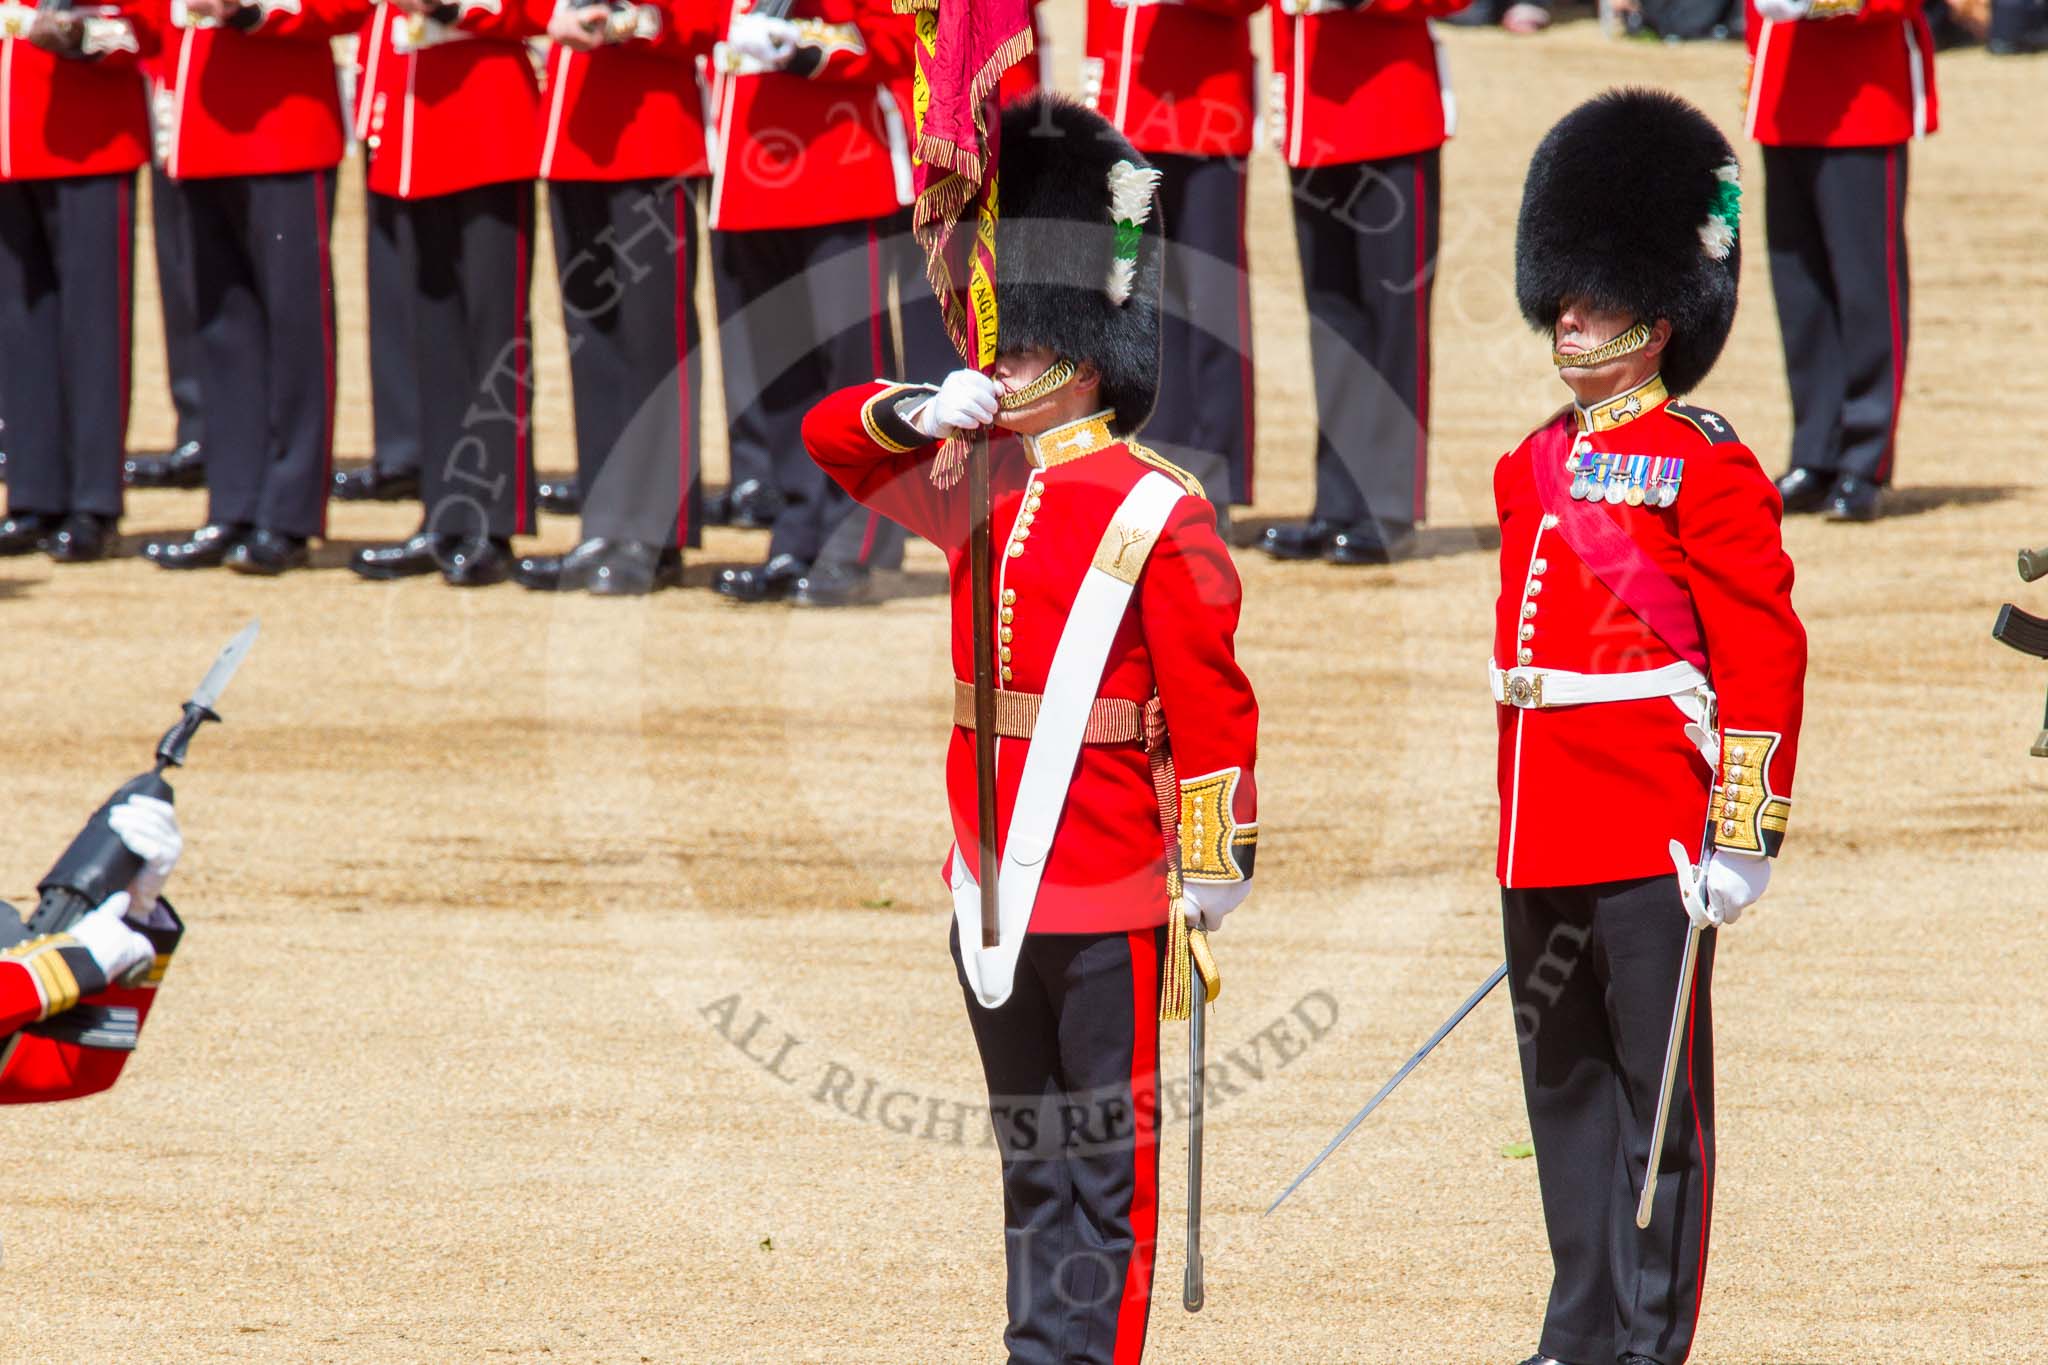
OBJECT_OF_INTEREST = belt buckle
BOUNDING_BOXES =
[1507,673,1544,709]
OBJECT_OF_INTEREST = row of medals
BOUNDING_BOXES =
[1566,444,1681,508]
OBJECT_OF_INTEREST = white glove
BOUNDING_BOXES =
[1754,0,1812,21]
[109,794,182,917]
[727,12,796,67]
[1702,851,1771,927]
[1182,880,1250,934]
[67,892,156,986]
[909,369,1000,441]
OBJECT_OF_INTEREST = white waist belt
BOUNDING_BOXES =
[1490,660,1708,710]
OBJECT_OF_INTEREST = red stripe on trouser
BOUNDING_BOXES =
[673,184,692,549]
[117,177,133,456]
[315,171,335,537]
[515,194,532,534]
[858,220,884,565]
[1879,147,1905,485]
[1112,929,1161,1364]
[1684,965,1711,1355]
[1411,159,1430,526]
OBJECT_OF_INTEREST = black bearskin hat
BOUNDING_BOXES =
[1515,88,1743,396]
[994,95,1164,433]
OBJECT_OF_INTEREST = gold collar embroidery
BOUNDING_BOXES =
[1020,411,1118,470]
[1576,374,1669,434]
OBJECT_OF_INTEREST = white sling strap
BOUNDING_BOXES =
[954,471,1185,1008]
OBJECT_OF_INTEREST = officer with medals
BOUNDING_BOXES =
[801,96,1259,1364]
[0,796,185,1104]
[1495,91,1808,1365]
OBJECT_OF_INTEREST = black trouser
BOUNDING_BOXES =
[1147,152,1255,509]
[1503,875,1716,1365]
[1289,150,1439,533]
[399,181,537,545]
[184,168,337,539]
[0,172,135,521]
[952,921,1164,1365]
[1991,0,2044,43]
[150,164,204,453]
[550,176,704,549]
[1764,143,1910,486]
[712,218,895,566]
[366,187,421,479]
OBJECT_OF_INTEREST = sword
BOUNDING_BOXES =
[1183,949,1207,1312]
[1638,841,1710,1229]
[1268,961,1508,1216]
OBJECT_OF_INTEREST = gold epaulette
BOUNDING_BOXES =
[1127,442,1205,500]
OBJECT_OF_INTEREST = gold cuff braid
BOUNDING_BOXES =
[1714,729,1791,856]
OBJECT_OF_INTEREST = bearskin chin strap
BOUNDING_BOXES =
[1553,320,1653,370]
[997,357,1078,411]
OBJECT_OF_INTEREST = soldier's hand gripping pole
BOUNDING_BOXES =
[968,429,1001,946]
[1183,949,1207,1312]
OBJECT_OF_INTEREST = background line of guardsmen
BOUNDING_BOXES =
[0,0,1942,594]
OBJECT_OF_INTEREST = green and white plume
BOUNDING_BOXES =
[1105,159,1162,306]
[1699,161,1741,262]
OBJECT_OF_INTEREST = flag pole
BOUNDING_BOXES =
[970,428,1000,947]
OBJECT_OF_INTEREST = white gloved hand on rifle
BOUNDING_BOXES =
[909,369,1000,441]
[727,11,797,67]
[109,794,182,919]
[1753,0,1814,21]
[1182,880,1250,934]
[66,892,157,986]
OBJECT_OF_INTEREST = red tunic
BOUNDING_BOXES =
[1493,379,1807,889]
[1081,0,1261,159]
[705,0,913,232]
[1267,0,1467,169]
[538,0,717,182]
[0,908,182,1105]
[1744,0,1938,148]
[358,0,549,199]
[805,384,1260,934]
[0,0,159,181]
[159,0,371,180]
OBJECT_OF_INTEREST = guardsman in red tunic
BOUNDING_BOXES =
[510,0,719,595]
[1258,0,1466,566]
[1081,0,1262,516]
[0,795,185,1106]
[804,97,1258,1363]
[141,0,371,574]
[704,0,917,607]
[346,0,552,587]
[1498,92,1807,1365]
[0,0,158,561]
[1746,0,1936,523]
